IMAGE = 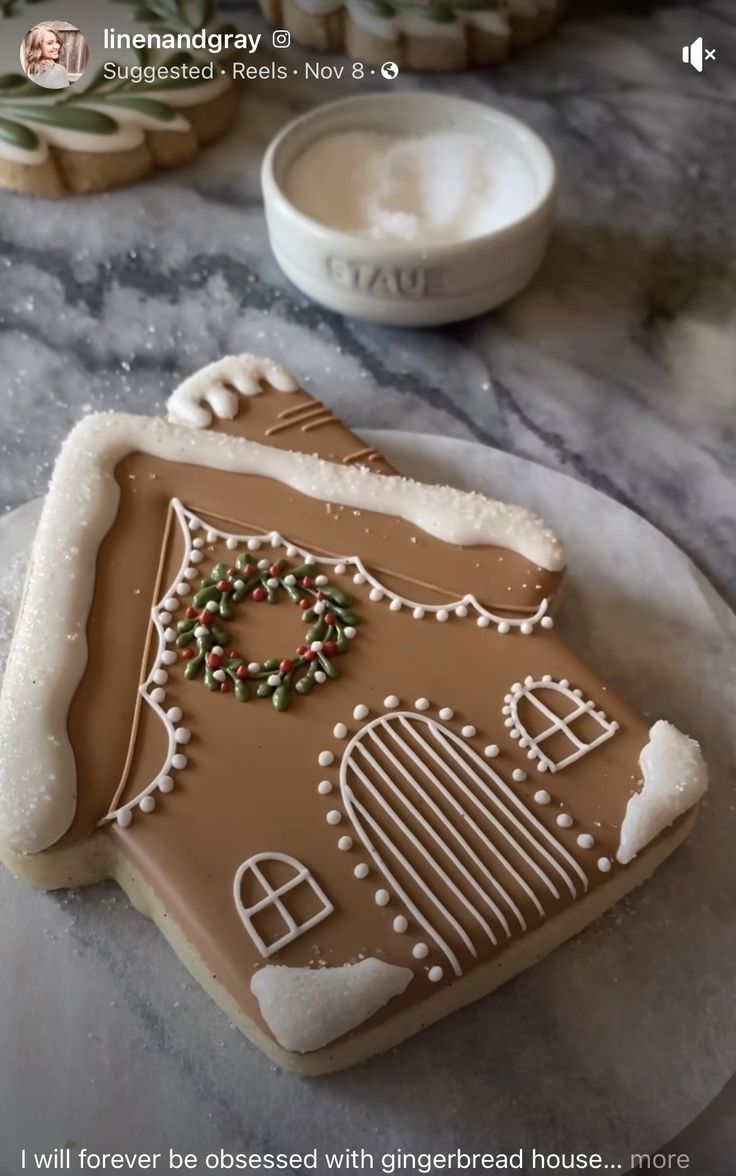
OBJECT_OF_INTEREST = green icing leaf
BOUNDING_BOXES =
[0,114,40,150]
[0,104,119,134]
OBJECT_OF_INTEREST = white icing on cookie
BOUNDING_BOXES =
[250,958,413,1053]
[167,356,299,428]
[616,721,707,864]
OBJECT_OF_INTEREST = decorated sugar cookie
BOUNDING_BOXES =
[258,0,567,72]
[0,0,239,197]
[0,356,707,1073]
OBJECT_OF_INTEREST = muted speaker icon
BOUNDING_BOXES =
[682,36,716,71]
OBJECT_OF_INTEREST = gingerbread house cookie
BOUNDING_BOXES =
[259,0,567,72]
[0,0,239,197]
[0,356,707,1073]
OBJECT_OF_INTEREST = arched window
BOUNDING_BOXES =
[504,676,619,773]
[234,852,333,958]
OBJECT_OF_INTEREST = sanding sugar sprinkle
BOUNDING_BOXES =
[284,131,539,246]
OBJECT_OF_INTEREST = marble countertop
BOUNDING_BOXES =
[0,1,734,610]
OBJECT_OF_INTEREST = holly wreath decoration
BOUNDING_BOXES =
[174,551,358,712]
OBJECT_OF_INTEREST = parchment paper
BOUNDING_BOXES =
[0,433,733,1174]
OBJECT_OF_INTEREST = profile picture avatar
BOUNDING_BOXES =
[21,20,89,90]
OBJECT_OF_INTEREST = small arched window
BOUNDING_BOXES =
[234,852,333,958]
[504,676,619,773]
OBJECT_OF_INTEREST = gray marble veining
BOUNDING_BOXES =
[1,1,734,605]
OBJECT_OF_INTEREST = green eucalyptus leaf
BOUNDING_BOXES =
[0,73,38,95]
[0,114,41,150]
[95,95,179,122]
[361,0,396,15]
[0,104,120,133]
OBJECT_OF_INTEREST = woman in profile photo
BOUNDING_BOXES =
[23,25,70,89]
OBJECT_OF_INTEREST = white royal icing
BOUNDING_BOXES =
[339,710,588,978]
[504,675,619,773]
[250,958,413,1053]
[167,356,299,428]
[616,721,707,865]
[234,852,334,958]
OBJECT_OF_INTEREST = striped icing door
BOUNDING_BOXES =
[339,712,587,978]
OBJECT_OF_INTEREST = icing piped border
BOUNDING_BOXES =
[0,407,562,855]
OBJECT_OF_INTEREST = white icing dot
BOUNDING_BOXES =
[310,641,323,653]
[353,704,369,721]
[314,671,327,684]
[520,622,534,635]
[247,538,261,551]
[188,519,199,532]
[436,609,449,623]
[375,889,390,907]
[159,611,172,625]
[412,943,429,960]
[369,588,383,602]
[226,537,238,550]
[384,695,399,709]
[577,833,595,849]
[412,607,425,620]
[267,674,281,687]
[150,687,166,704]
[497,621,510,635]
[192,538,205,550]
[164,597,179,611]
[139,796,156,814]
[484,745,499,758]
[194,626,208,639]
[184,568,198,581]
[318,750,334,767]
[415,698,430,711]
[317,780,332,795]
[556,813,573,828]
[338,836,353,851]
[477,616,490,628]
[344,626,357,639]
[597,857,612,873]
[171,754,188,771]
[335,563,347,575]
[206,601,219,614]
[353,573,366,585]
[206,530,218,543]
[270,532,282,547]
[304,554,316,565]
[258,559,270,570]
[116,809,132,828]
[534,790,551,805]
[176,583,191,596]
[392,915,408,934]
[153,669,168,686]
[512,769,527,783]
[455,605,468,618]
[284,574,296,587]
[248,662,261,673]
[213,670,227,683]
[389,598,402,612]
[461,725,476,739]
[164,628,176,643]
[266,577,280,590]
[158,776,174,793]
[428,966,444,983]
[167,707,182,722]
[286,546,298,558]
[161,650,177,666]
[354,863,369,880]
[541,616,554,629]
[326,810,342,825]
[175,728,191,745]
[439,707,454,721]
[333,723,348,739]
[315,575,328,587]
[212,646,224,656]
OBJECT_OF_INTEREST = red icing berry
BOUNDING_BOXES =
[269,564,282,577]
[217,580,230,592]
[251,586,267,603]
[324,613,336,627]
[304,650,318,662]
[244,563,257,576]
[207,653,222,669]
[299,598,310,611]
[227,649,240,660]
[322,640,337,658]
[185,607,198,620]
[279,659,294,674]
[236,665,250,680]
[302,576,315,589]
[199,611,214,626]
[317,591,325,601]
[181,648,195,660]
[219,682,231,693]
[296,644,309,656]
[228,567,239,577]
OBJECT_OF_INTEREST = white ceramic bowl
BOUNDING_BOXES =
[261,92,556,327]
